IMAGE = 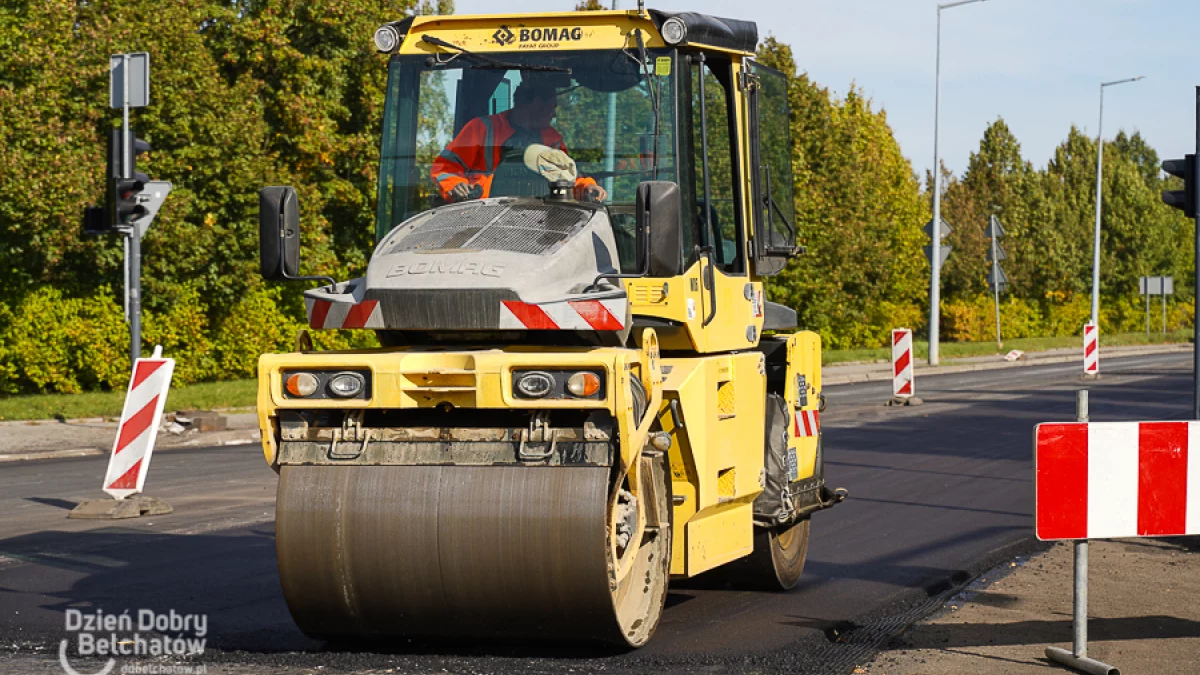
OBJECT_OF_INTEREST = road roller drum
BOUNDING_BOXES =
[276,457,671,646]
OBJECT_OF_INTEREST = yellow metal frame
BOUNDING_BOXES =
[256,12,825,582]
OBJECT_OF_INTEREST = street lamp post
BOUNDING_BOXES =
[1090,76,1145,326]
[930,0,988,366]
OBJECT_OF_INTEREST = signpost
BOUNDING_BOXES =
[986,215,1007,347]
[1138,276,1173,335]
[924,218,951,366]
[1036,393,1200,674]
[93,52,172,365]
[1158,88,1200,419]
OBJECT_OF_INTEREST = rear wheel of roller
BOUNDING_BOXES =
[274,454,671,647]
[722,518,811,591]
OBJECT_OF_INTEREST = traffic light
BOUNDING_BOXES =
[1162,154,1198,218]
[106,128,152,225]
[82,205,112,235]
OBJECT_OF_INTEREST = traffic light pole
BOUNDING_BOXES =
[120,53,141,364]
[1194,86,1199,419]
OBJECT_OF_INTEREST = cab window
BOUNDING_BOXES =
[679,55,743,275]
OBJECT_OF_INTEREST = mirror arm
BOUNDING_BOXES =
[589,206,651,291]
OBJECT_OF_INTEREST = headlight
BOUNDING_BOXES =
[515,372,554,398]
[661,18,687,45]
[285,373,319,398]
[374,25,401,53]
[566,371,601,398]
[328,372,366,398]
[282,369,371,399]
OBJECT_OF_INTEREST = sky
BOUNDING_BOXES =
[449,0,1199,180]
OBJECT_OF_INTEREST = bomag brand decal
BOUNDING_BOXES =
[492,24,585,47]
[388,261,505,277]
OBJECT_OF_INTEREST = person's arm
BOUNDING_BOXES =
[432,119,485,201]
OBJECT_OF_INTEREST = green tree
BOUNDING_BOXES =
[757,37,928,349]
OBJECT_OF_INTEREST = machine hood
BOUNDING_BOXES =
[303,197,630,335]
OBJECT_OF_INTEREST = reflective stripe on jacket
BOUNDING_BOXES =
[431,111,597,200]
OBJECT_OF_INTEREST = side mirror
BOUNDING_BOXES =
[259,186,300,281]
[635,181,683,277]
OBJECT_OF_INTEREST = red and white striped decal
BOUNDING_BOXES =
[892,328,914,398]
[794,409,820,437]
[499,298,626,331]
[1083,322,1099,374]
[305,298,384,330]
[102,351,175,500]
[1035,421,1200,540]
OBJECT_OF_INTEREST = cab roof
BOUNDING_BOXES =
[402,8,758,56]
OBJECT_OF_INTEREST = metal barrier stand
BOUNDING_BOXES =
[1044,390,1119,675]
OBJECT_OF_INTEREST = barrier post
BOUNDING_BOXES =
[887,328,922,406]
[1083,323,1100,378]
[1044,390,1119,675]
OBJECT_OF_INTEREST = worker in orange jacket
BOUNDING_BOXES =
[431,78,608,203]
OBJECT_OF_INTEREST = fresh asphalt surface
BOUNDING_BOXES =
[0,352,1193,674]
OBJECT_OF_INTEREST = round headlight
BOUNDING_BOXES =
[328,372,366,398]
[516,372,554,398]
[374,25,401,53]
[661,18,687,45]
[285,373,319,398]
[566,371,601,398]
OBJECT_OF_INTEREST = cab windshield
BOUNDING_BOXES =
[375,47,678,263]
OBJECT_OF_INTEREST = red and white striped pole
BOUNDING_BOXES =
[70,346,175,520]
[892,328,914,399]
[102,346,174,498]
[1083,322,1099,376]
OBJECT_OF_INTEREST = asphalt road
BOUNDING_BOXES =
[0,352,1192,674]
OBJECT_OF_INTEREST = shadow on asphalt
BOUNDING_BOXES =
[24,497,78,510]
[896,615,1200,649]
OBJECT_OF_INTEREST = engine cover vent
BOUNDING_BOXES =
[389,201,591,256]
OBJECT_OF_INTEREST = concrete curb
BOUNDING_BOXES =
[823,343,1192,386]
[0,425,262,464]
[0,448,107,462]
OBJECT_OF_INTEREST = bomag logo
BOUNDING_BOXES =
[493,25,516,46]
[519,26,584,43]
[493,25,584,45]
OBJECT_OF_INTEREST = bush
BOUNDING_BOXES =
[0,287,129,394]
[213,286,304,378]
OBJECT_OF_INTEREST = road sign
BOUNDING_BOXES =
[1036,419,1200,540]
[1139,276,1174,296]
[987,265,1008,291]
[129,181,172,239]
[110,52,149,109]
[891,328,914,398]
[986,214,1005,238]
[923,218,952,240]
[986,246,1007,262]
[923,244,951,267]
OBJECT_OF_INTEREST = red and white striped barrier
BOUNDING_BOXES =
[306,297,385,330]
[500,298,626,331]
[794,409,820,437]
[1083,322,1099,375]
[1036,421,1200,540]
[102,347,174,500]
[892,328,914,398]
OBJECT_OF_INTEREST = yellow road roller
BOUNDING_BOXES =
[255,6,843,647]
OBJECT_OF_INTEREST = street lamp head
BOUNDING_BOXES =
[939,0,988,10]
[1102,76,1147,88]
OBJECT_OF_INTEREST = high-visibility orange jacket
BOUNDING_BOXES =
[431,110,597,201]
